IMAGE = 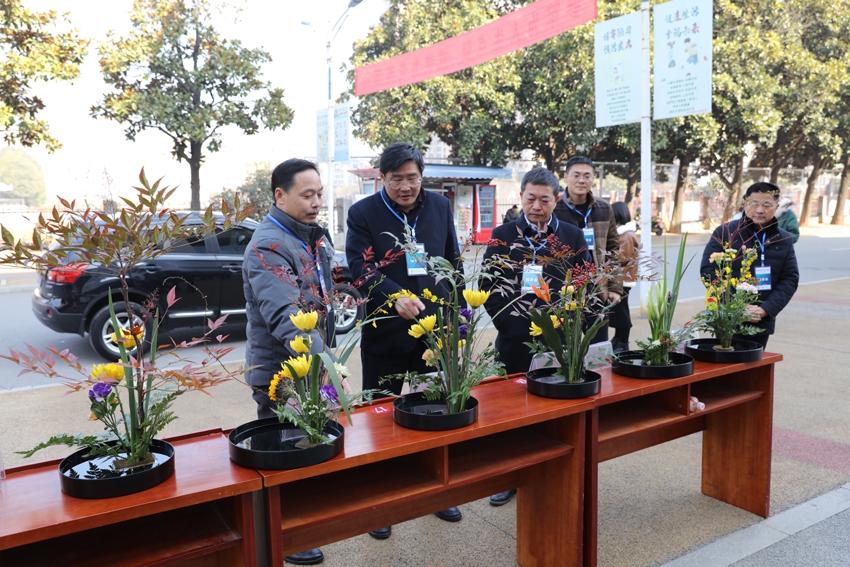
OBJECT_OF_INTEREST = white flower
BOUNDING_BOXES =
[737,282,759,294]
[333,363,350,378]
[651,340,662,347]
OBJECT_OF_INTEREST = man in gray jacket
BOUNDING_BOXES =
[242,158,333,566]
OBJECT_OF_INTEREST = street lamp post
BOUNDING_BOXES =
[305,0,363,239]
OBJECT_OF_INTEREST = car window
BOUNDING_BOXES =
[216,227,253,255]
[169,234,209,254]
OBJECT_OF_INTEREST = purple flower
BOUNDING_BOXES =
[667,291,673,304]
[459,308,472,322]
[88,381,112,403]
[458,324,469,340]
[319,384,339,403]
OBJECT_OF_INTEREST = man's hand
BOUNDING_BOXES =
[746,305,767,322]
[607,291,621,304]
[395,296,426,320]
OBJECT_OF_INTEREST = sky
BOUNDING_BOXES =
[21,0,388,207]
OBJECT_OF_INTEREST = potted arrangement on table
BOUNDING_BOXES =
[613,235,697,379]
[390,243,511,431]
[0,170,252,498]
[688,243,764,363]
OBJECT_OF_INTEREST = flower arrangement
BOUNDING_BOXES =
[694,243,761,350]
[0,170,252,466]
[633,235,696,365]
[389,246,507,415]
[525,260,611,382]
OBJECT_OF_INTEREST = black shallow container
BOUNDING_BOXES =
[526,368,602,399]
[393,392,479,431]
[228,418,344,470]
[58,439,175,499]
[685,338,764,364]
[612,351,695,379]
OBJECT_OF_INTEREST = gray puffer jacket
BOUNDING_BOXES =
[242,204,334,418]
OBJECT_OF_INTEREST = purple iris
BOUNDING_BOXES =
[459,308,472,322]
[458,324,469,340]
[319,384,339,403]
[88,381,112,403]
[667,291,673,304]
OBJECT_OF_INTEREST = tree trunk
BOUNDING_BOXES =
[830,151,850,225]
[190,140,202,211]
[669,157,691,234]
[799,154,826,227]
[768,133,804,185]
[720,153,745,223]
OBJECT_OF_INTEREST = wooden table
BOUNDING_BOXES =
[0,430,262,567]
[582,353,780,567]
[258,377,592,567]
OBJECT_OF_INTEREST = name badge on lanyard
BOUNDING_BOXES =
[406,243,428,276]
[583,228,595,251]
[754,266,771,291]
[521,264,543,295]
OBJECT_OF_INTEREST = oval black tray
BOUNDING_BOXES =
[526,368,602,399]
[685,338,763,364]
[612,351,695,379]
[393,391,478,431]
[228,417,344,470]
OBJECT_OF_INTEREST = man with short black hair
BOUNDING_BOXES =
[242,158,333,566]
[553,155,622,343]
[346,142,465,537]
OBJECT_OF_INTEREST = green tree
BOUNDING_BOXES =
[347,0,521,166]
[0,147,46,206]
[0,0,88,152]
[210,162,271,222]
[92,0,295,211]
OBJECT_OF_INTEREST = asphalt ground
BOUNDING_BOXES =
[2,226,850,566]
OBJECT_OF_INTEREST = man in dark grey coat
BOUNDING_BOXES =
[242,158,333,566]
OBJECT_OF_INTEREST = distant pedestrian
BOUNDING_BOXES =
[608,202,638,353]
[503,204,519,224]
[775,197,800,243]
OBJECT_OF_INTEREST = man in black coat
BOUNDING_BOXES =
[482,167,591,508]
[700,182,799,349]
[345,142,463,535]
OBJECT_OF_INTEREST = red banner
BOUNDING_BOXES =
[354,0,598,96]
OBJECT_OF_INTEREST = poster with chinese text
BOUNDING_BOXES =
[653,0,713,119]
[333,103,350,162]
[316,108,329,162]
[594,11,642,127]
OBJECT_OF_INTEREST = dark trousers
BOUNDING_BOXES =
[607,288,632,342]
[361,341,430,399]
[734,333,770,349]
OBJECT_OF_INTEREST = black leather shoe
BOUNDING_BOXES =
[368,526,392,539]
[284,548,324,565]
[489,489,517,506]
[434,506,462,522]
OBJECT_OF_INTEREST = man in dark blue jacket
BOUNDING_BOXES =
[700,182,799,349]
[346,142,463,536]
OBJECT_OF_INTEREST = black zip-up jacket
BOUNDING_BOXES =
[699,214,799,336]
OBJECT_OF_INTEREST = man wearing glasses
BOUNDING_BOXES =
[553,155,622,343]
[346,143,464,536]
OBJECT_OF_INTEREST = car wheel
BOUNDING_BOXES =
[655,226,664,236]
[332,283,363,335]
[89,301,153,361]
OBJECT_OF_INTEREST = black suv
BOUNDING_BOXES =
[32,216,363,360]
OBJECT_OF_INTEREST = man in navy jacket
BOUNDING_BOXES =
[346,142,463,535]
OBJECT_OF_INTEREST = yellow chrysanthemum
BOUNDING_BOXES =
[282,354,313,379]
[290,335,311,354]
[111,328,140,348]
[91,363,125,381]
[463,289,490,308]
[408,314,437,338]
[529,322,543,336]
[289,310,319,332]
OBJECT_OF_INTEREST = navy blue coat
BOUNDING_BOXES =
[346,189,461,356]
[482,214,592,375]
[700,214,799,336]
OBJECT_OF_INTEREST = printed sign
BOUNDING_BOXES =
[594,11,642,127]
[333,102,350,162]
[316,108,329,162]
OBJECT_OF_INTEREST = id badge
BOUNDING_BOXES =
[521,264,543,295]
[406,243,427,276]
[583,227,595,251]
[754,266,771,291]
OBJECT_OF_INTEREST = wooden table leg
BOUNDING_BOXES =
[265,485,284,567]
[702,364,774,517]
[517,413,585,567]
[583,407,599,567]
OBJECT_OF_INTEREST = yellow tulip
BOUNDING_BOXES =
[463,289,490,308]
[289,310,319,332]
[289,335,311,354]
[91,363,125,381]
[282,354,313,379]
[408,314,437,338]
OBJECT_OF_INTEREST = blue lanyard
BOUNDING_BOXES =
[380,191,418,241]
[266,214,328,296]
[523,215,559,260]
[565,203,593,227]
[755,232,767,266]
